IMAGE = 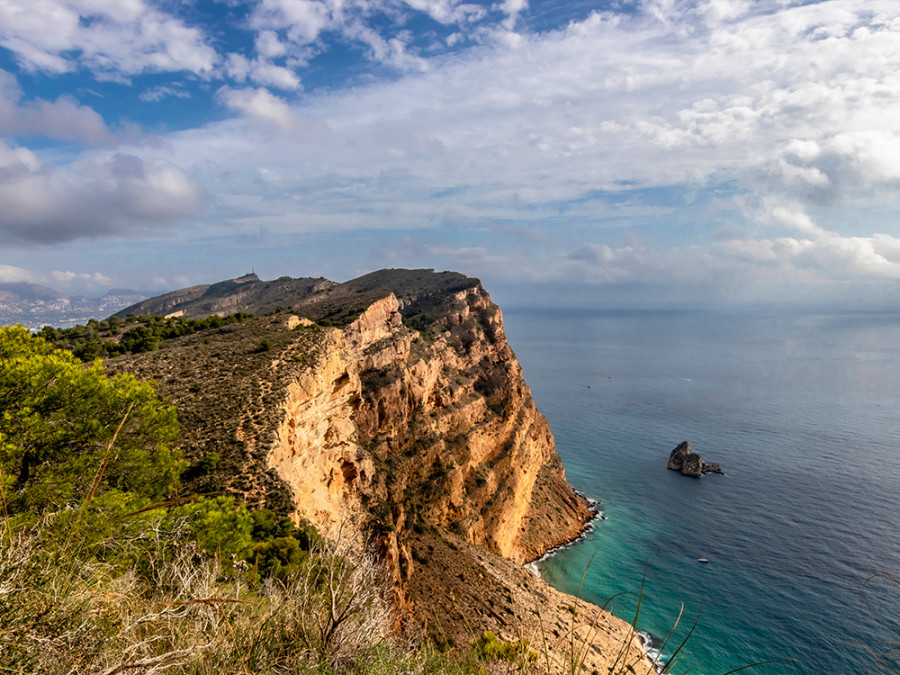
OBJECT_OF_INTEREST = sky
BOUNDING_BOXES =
[1,0,900,310]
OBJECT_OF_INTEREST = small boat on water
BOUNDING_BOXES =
[698,557,709,563]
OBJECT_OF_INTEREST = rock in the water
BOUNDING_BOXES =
[667,441,692,472]
[667,441,723,477]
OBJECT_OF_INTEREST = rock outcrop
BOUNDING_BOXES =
[107,269,650,673]
[667,441,723,477]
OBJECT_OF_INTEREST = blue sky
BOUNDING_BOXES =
[1,0,900,309]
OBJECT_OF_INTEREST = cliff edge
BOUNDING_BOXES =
[108,269,649,671]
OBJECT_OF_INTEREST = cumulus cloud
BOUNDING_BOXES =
[255,30,288,59]
[0,141,206,243]
[50,270,113,289]
[6,0,898,305]
[499,0,527,29]
[766,202,826,237]
[400,0,487,25]
[0,69,113,144]
[557,230,900,303]
[252,0,332,45]
[196,2,834,208]
[216,86,325,135]
[0,0,218,79]
[245,0,480,73]
[0,264,33,283]
[225,53,302,90]
[750,202,900,280]
[0,264,115,293]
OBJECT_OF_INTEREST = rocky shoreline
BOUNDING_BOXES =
[526,491,605,572]
[525,492,660,673]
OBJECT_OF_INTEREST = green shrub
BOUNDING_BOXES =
[470,630,538,672]
[167,495,256,560]
[0,326,182,516]
[253,535,308,581]
[198,451,220,474]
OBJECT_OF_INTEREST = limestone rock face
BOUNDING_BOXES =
[667,441,723,477]
[269,282,602,651]
[267,285,593,593]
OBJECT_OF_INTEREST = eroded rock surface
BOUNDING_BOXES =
[667,441,723,477]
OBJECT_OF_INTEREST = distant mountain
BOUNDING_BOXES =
[112,269,480,322]
[2,268,484,330]
[0,283,158,329]
[0,282,67,303]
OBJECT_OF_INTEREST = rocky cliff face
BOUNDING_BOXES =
[107,270,647,672]
[264,284,592,610]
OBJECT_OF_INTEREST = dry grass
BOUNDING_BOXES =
[0,513,405,675]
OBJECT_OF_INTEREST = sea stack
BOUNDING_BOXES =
[667,441,723,477]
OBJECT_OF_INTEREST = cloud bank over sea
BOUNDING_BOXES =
[1,0,899,307]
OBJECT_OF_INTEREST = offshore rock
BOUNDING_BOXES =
[667,441,723,477]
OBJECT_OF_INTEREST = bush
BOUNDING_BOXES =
[470,631,538,673]
[253,536,307,581]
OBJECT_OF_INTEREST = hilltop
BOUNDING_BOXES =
[112,269,483,324]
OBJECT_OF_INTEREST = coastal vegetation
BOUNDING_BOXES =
[0,326,392,672]
[0,326,640,674]
[36,312,255,361]
[0,321,670,674]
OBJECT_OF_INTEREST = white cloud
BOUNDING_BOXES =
[342,22,429,71]
[767,203,825,236]
[246,0,480,73]
[0,0,218,79]
[5,0,900,305]
[190,0,900,297]
[0,264,116,292]
[216,86,306,134]
[401,0,487,25]
[255,30,288,59]
[50,269,112,288]
[225,53,302,90]
[0,264,33,283]
[251,0,332,45]
[776,160,831,189]
[499,0,527,29]
[139,84,191,102]
[0,141,206,243]
[0,69,113,144]
[828,130,900,186]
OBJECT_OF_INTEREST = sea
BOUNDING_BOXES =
[501,307,900,675]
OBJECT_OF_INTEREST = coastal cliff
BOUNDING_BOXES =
[108,270,649,671]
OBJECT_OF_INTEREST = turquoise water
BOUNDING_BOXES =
[502,308,900,674]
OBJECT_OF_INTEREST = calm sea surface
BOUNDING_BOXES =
[502,308,900,675]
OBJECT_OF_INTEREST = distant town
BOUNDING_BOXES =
[0,283,153,329]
